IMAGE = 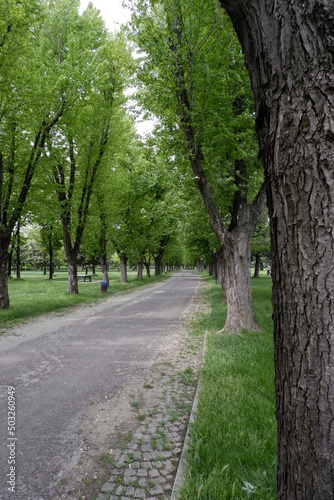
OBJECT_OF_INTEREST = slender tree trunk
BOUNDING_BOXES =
[92,257,96,275]
[154,255,159,277]
[217,247,226,296]
[8,249,12,277]
[0,245,9,308]
[221,1,334,497]
[254,255,260,278]
[16,225,20,279]
[137,261,143,280]
[43,261,46,275]
[100,252,109,284]
[67,254,78,294]
[144,261,151,278]
[49,228,53,280]
[120,254,127,283]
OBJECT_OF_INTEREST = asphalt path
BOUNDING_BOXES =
[0,271,200,499]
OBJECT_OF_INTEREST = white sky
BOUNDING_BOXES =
[79,0,132,33]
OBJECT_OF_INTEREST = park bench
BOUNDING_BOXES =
[78,274,93,282]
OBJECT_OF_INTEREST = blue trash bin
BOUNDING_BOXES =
[100,281,108,292]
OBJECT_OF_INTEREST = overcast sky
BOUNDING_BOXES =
[79,0,132,32]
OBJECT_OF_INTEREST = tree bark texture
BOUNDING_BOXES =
[220,0,334,497]
[67,256,78,295]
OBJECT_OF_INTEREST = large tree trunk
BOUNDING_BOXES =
[120,254,127,283]
[223,231,259,332]
[221,1,334,497]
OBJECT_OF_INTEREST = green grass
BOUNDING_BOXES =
[181,274,276,499]
[0,270,170,329]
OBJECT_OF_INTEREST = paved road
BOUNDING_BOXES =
[0,272,200,499]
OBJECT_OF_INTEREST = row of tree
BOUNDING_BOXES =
[1,0,270,309]
[126,0,334,497]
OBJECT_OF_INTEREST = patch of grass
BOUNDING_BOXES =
[99,453,114,469]
[178,366,194,385]
[0,270,171,329]
[83,477,95,486]
[143,381,154,389]
[181,275,276,499]
[129,400,140,410]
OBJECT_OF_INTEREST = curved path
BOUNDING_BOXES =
[0,271,200,499]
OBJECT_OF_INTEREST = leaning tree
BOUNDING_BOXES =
[220,0,334,498]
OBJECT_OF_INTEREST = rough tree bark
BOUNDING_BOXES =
[220,0,334,497]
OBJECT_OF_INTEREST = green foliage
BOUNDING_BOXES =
[129,0,263,223]
[251,208,271,259]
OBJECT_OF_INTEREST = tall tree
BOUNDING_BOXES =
[220,0,334,497]
[0,0,65,307]
[131,0,266,331]
[45,2,128,293]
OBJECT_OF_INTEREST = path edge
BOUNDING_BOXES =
[171,329,208,500]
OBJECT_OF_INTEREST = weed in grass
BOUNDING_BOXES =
[84,477,95,486]
[137,414,146,421]
[143,381,154,389]
[99,453,114,468]
[130,400,140,410]
[124,432,133,443]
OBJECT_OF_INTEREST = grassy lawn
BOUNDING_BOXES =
[181,273,276,499]
[0,270,169,329]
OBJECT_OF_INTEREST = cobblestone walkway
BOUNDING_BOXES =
[95,308,206,499]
